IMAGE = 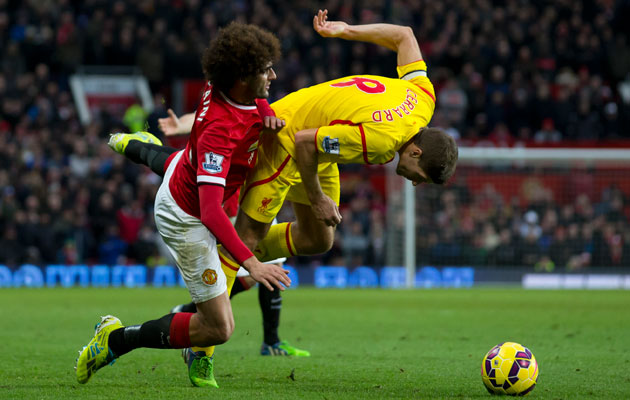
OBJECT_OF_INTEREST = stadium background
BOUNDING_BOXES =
[1,0,630,287]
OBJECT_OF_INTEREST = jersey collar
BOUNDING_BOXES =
[219,91,257,111]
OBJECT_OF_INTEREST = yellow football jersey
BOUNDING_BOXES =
[271,60,436,165]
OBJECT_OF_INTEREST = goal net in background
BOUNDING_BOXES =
[386,148,630,274]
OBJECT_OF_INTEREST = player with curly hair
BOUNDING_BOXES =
[76,22,291,388]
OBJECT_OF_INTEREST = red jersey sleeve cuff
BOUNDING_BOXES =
[255,99,276,118]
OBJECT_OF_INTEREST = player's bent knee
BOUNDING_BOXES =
[300,232,334,255]
[197,320,234,346]
[313,228,335,253]
[313,235,334,254]
[213,320,235,344]
[215,313,235,344]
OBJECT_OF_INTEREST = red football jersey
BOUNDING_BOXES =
[169,83,262,219]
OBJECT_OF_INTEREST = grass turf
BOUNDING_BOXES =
[0,287,629,399]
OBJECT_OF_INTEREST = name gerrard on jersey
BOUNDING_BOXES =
[371,89,419,123]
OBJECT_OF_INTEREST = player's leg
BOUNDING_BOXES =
[185,249,239,372]
[144,247,232,389]
[233,207,273,251]
[182,293,234,388]
[108,132,177,177]
[167,252,251,369]
[169,212,312,358]
[103,294,232,354]
[233,193,335,263]
[283,202,336,255]
[171,275,252,314]
[257,264,310,357]
[231,258,311,357]
[75,160,232,387]
[254,174,339,261]
[254,165,341,356]
[258,281,280,351]
[188,295,234,345]
[236,131,295,256]
[232,275,255,296]
[75,293,233,386]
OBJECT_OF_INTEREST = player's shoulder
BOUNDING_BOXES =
[394,61,435,103]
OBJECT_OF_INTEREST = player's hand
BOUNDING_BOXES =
[243,256,291,291]
[262,116,286,134]
[158,109,187,136]
[311,194,342,226]
[313,9,348,38]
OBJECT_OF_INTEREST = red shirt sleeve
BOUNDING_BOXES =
[196,122,232,187]
[222,188,240,218]
[199,184,253,264]
[255,99,275,118]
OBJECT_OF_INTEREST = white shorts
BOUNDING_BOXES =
[154,151,227,303]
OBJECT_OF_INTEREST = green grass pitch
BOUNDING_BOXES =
[1,287,629,399]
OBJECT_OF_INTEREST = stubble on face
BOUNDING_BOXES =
[253,64,274,99]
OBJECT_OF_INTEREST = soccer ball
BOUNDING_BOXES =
[481,342,538,396]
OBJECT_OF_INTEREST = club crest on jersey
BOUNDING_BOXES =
[322,136,340,155]
[202,152,224,173]
[201,269,217,285]
[258,197,273,213]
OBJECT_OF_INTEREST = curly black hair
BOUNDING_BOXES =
[201,22,281,91]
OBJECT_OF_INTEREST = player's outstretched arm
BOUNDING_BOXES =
[294,128,342,226]
[313,9,422,66]
[158,109,195,136]
[159,106,285,136]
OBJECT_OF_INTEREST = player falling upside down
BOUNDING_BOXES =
[116,9,458,276]
[236,9,458,264]
[75,22,291,388]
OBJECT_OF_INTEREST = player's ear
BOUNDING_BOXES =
[410,144,423,159]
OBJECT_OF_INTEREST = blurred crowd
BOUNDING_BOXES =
[305,168,630,271]
[410,174,630,270]
[1,0,630,268]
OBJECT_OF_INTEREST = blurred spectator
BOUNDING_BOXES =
[123,102,148,133]
[548,227,571,267]
[0,225,26,266]
[521,232,543,266]
[98,224,127,266]
[487,122,514,147]
[342,221,370,268]
[128,224,163,266]
[438,77,467,130]
[117,200,146,244]
[519,211,542,240]
[566,97,603,139]
[488,229,521,266]
[533,118,561,143]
